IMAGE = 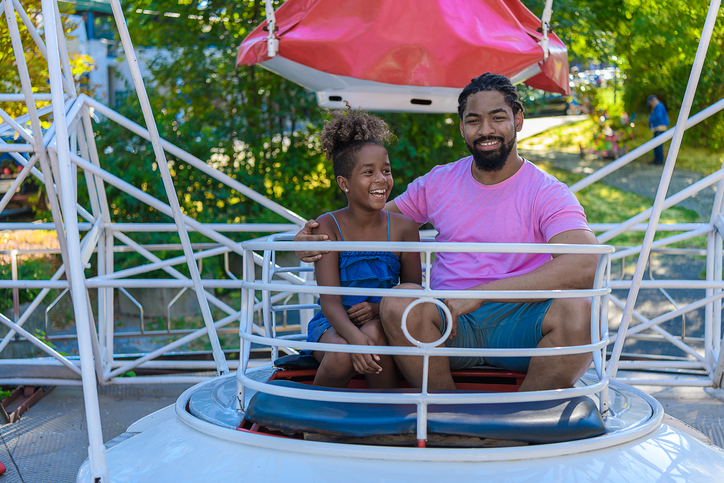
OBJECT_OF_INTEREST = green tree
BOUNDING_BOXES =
[97,0,467,228]
[0,0,95,118]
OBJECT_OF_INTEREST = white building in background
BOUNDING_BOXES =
[61,0,155,108]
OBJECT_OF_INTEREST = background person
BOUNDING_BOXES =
[647,95,669,165]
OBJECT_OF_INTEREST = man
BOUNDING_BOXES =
[296,73,599,392]
[647,95,669,165]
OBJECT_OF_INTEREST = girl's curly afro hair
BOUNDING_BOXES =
[320,105,393,180]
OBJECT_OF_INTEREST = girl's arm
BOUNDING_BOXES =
[395,215,422,285]
[314,215,384,374]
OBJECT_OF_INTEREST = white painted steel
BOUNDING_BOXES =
[78,376,724,483]
[607,0,722,380]
[568,97,724,193]
[237,239,612,442]
[83,96,306,225]
[108,0,228,378]
[263,0,279,57]
[38,0,109,479]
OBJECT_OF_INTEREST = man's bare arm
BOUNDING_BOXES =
[385,200,403,214]
[444,229,600,335]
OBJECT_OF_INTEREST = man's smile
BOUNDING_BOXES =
[475,137,504,151]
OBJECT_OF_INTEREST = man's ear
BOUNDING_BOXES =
[337,175,348,193]
[515,110,524,132]
[459,119,465,138]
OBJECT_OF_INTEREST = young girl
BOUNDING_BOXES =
[306,108,421,388]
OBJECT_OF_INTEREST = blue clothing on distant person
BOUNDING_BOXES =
[648,97,669,165]
[306,211,401,343]
[648,102,669,132]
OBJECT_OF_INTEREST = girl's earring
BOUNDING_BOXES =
[345,189,348,192]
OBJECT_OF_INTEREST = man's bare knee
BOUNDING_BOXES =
[380,284,423,329]
[543,298,592,345]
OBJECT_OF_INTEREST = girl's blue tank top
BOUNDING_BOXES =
[306,211,401,341]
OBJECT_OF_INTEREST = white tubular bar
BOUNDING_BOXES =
[108,223,299,232]
[240,329,607,359]
[610,280,724,289]
[539,0,554,60]
[69,152,246,256]
[0,212,97,351]
[95,242,235,281]
[0,108,35,143]
[239,240,612,434]
[11,0,74,95]
[108,0,228,376]
[598,169,724,243]
[0,93,53,102]
[83,95,306,225]
[607,0,722,379]
[105,290,285,380]
[244,240,614,255]
[39,0,109,480]
[611,226,711,261]
[264,0,279,57]
[0,313,82,375]
[238,369,607,405]
[110,231,240,320]
[0,265,66,353]
[569,97,724,193]
[51,0,77,98]
[0,144,33,152]
[0,104,54,138]
[0,154,38,213]
[243,280,609,300]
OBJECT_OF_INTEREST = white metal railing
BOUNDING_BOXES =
[237,239,614,442]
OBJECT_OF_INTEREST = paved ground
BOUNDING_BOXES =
[0,384,194,483]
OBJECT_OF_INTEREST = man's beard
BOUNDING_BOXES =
[467,135,516,172]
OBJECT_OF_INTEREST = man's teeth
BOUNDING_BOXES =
[478,140,499,146]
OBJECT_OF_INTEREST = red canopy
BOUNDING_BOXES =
[238,0,569,112]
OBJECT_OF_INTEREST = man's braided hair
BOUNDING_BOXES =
[457,72,524,119]
[320,105,392,181]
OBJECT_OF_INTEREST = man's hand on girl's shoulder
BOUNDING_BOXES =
[294,219,330,263]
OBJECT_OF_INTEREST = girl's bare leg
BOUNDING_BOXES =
[360,318,398,389]
[312,328,355,387]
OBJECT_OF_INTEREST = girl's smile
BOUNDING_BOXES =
[339,144,393,210]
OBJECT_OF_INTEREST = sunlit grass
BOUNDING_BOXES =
[521,116,722,176]
[535,160,703,247]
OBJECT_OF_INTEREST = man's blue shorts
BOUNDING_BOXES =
[437,300,553,372]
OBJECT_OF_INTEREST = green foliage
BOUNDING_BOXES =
[33,329,69,356]
[87,0,723,240]
[0,0,96,118]
[614,0,724,151]
[94,1,469,239]
[0,257,59,311]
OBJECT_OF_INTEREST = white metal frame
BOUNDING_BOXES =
[237,239,615,445]
[0,0,722,480]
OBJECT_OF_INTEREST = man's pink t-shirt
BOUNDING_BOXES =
[394,157,591,290]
